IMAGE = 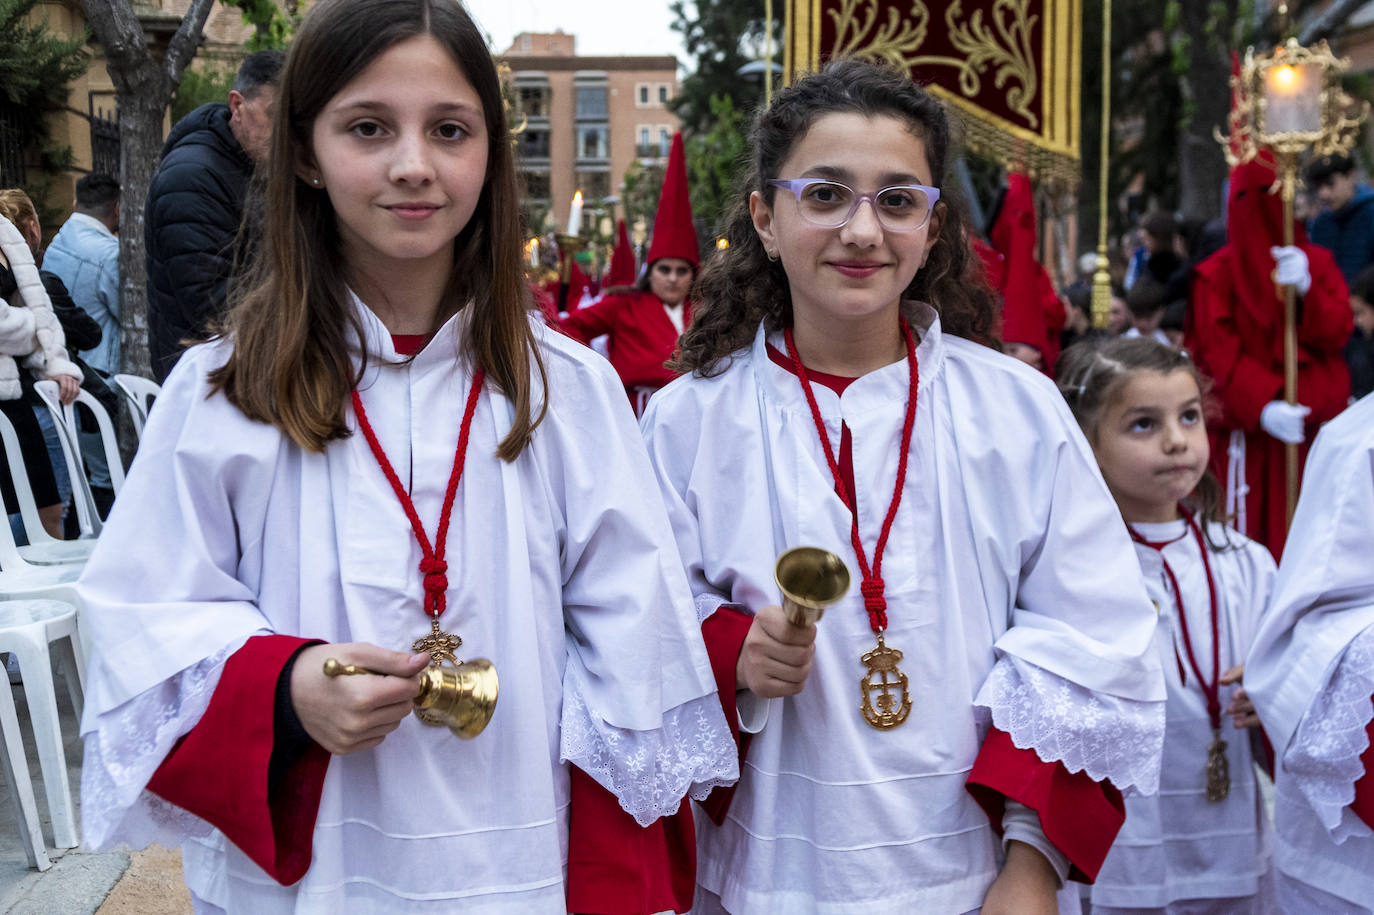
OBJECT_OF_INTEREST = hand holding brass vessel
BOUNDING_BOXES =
[774,546,852,627]
[323,657,499,739]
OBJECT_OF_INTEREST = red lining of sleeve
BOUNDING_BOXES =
[966,727,1125,883]
[1352,702,1374,831]
[147,635,329,886]
[697,604,755,825]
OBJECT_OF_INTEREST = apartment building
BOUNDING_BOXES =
[499,31,680,234]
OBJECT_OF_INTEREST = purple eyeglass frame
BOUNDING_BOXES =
[767,178,941,231]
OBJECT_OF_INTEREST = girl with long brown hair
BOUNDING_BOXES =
[74,0,734,909]
[1057,337,1278,913]
[641,58,1166,913]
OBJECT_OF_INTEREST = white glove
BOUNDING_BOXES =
[1270,246,1312,296]
[1260,400,1312,443]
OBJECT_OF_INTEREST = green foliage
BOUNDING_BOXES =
[234,0,297,51]
[669,0,773,134]
[171,66,236,124]
[621,159,666,235]
[683,93,747,236]
[0,0,87,189]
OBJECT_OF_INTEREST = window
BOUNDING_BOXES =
[639,126,649,147]
[521,170,551,200]
[640,85,650,105]
[517,85,550,119]
[516,129,549,160]
[578,125,609,160]
[576,85,607,119]
[575,170,611,200]
[658,85,669,104]
[659,127,671,156]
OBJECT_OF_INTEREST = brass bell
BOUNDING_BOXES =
[322,657,499,739]
[412,659,499,739]
[774,546,852,626]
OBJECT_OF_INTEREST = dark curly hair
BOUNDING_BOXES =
[671,57,999,376]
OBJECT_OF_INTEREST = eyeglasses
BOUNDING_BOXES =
[767,178,941,232]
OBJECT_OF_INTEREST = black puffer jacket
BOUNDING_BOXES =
[144,102,254,382]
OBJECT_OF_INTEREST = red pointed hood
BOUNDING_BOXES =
[1224,153,1305,332]
[645,132,700,267]
[987,173,1062,372]
[605,220,636,287]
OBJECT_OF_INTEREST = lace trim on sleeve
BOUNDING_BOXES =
[81,641,244,850]
[975,655,1165,796]
[1284,623,1374,844]
[560,664,739,827]
[694,592,732,626]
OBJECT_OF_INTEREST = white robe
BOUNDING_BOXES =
[76,300,737,913]
[639,308,1167,915]
[1089,520,1276,913]
[1245,393,1374,913]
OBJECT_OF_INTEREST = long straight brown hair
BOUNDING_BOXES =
[210,0,545,460]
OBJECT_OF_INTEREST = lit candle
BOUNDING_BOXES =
[1262,61,1321,135]
[567,190,583,236]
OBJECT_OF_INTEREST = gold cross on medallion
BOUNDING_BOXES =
[413,617,462,667]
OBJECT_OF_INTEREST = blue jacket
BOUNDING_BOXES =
[1309,185,1374,285]
[42,212,121,374]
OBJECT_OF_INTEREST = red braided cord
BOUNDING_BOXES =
[783,320,919,632]
[1128,506,1223,727]
[350,370,485,618]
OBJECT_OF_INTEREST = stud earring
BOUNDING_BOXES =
[766,249,779,262]
[310,178,322,187]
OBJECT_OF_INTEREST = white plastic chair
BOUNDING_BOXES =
[0,599,85,857]
[113,374,160,437]
[32,381,103,537]
[0,408,95,566]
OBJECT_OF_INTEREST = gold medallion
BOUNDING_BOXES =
[860,633,911,729]
[1206,728,1230,802]
[412,618,463,727]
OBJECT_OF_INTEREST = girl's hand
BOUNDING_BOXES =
[736,604,816,699]
[1221,665,1262,729]
[290,642,430,755]
[981,841,1059,915]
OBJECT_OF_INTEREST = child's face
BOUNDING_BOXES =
[1091,369,1209,523]
[1353,295,1374,336]
[303,34,488,285]
[748,112,941,331]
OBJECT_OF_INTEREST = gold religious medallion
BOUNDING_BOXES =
[1206,728,1231,802]
[860,633,911,730]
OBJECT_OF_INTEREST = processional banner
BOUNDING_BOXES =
[783,0,1082,188]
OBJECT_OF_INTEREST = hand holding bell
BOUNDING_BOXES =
[323,655,499,740]
[775,546,852,626]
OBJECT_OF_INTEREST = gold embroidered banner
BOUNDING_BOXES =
[784,0,1082,188]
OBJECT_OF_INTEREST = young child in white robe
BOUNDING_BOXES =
[1246,392,1374,914]
[637,59,1167,915]
[1057,338,1277,914]
[74,0,736,910]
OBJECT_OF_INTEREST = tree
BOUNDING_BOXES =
[0,0,88,224]
[683,94,748,238]
[669,0,774,134]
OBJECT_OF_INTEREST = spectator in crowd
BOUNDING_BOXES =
[44,173,121,375]
[144,50,284,382]
[1305,153,1374,285]
[1123,273,1172,346]
[1346,263,1374,401]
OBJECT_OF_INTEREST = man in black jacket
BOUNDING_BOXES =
[144,50,283,382]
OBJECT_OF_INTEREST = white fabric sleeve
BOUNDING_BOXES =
[975,655,1166,796]
[1001,799,1071,887]
[547,339,737,825]
[1283,622,1374,844]
[80,640,247,849]
[736,691,769,734]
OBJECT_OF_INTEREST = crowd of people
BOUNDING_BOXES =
[0,0,1372,911]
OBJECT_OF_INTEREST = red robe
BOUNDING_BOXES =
[1186,244,1351,558]
[558,291,690,412]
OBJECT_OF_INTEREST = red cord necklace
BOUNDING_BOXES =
[1128,506,1230,801]
[350,371,485,687]
[784,320,918,730]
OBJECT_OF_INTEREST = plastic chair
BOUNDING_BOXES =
[0,408,95,567]
[32,381,102,538]
[0,599,85,856]
[1,660,50,870]
[113,374,160,437]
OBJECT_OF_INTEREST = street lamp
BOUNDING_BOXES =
[1224,29,1367,522]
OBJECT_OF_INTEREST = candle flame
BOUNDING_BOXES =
[1274,65,1296,89]
[715,237,730,249]
[573,190,583,204]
